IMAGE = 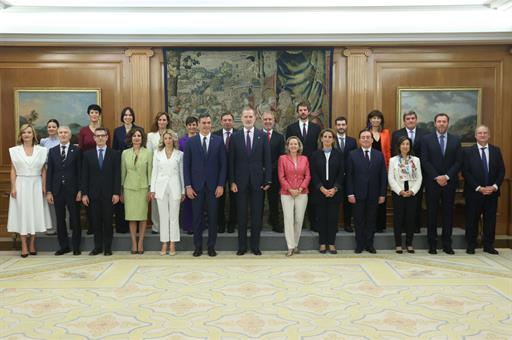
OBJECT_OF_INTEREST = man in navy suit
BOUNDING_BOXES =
[285,101,321,231]
[463,125,505,255]
[334,116,357,232]
[46,126,82,255]
[346,129,387,254]
[81,127,121,256]
[213,112,237,234]
[261,111,285,232]
[391,110,428,233]
[421,113,462,255]
[230,107,272,255]
[184,114,227,257]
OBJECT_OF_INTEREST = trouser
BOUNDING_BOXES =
[191,187,218,249]
[218,183,237,232]
[54,188,81,250]
[90,198,114,251]
[392,193,417,247]
[316,199,340,245]
[426,186,455,249]
[281,194,308,249]
[157,189,181,243]
[465,194,498,250]
[353,199,378,250]
[265,173,281,230]
[236,186,264,251]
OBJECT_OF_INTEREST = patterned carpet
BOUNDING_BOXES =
[0,250,511,339]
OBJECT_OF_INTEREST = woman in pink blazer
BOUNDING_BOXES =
[278,136,311,257]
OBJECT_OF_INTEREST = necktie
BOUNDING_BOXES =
[267,130,271,143]
[302,123,307,138]
[61,145,66,163]
[225,131,231,150]
[439,134,445,156]
[481,147,489,185]
[98,148,104,170]
[409,130,415,144]
[246,130,252,153]
[364,150,370,165]
[202,136,207,155]
[339,137,345,151]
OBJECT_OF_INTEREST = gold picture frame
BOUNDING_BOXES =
[15,87,101,144]
[396,87,482,146]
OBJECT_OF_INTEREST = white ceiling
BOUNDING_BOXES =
[0,0,511,45]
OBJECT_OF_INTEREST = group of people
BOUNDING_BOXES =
[7,102,505,258]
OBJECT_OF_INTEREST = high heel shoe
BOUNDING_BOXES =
[407,247,415,254]
[21,253,29,258]
[395,247,403,254]
[29,251,37,256]
[286,249,294,257]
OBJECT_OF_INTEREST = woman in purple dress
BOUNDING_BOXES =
[178,116,198,234]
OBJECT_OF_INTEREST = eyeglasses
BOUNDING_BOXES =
[94,134,107,138]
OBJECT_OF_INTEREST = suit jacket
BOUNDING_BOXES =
[46,144,81,197]
[121,147,152,190]
[285,121,321,158]
[229,128,272,190]
[150,149,184,200]
[113,125,143,151]
[81,147,121,200]
[277,154,311,195]
[391,127,428,158]
[463,144,505,197]
[267,130,285,174]
[346,148,387,201]
[310,149,345,204]
[184,133,227,192]
[420,132,462,189]
[334,135,357,164]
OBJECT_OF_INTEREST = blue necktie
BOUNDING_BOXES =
[481,147,489,185]
[98,148,104,170]
[246,130,252,154]
[439,135,445,156]
[202,136,207,156]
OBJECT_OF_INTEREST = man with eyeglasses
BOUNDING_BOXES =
[81,127,121,256]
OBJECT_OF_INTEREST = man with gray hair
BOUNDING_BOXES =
[46,126,82,255]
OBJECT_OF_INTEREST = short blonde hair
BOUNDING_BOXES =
[17,124,38,146]
[158,129,179,150]
[285,136,303,155]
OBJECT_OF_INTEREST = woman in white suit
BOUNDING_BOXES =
[150,129,185,256]
[388,136,422,254]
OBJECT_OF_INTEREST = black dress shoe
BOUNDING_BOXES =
[89,248,102,256]
[484,248,499,255]
[193,249,203,257]
[466,248,475,255]
[428,247,437,255]
[73,250,82,256]
[208,248,217,257]
[354,248,363,254]
[443,248,455,255]
[55,248,71,256]
[366,246,377,254]
[104,250,113,256]
[375,228,385,233]
[252,249,262,256]
[227,225,236,233]
[236,250,246,256]
[344,226,354,233]
[86,230,94,235]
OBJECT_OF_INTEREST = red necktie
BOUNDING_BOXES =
[267,130,271,143]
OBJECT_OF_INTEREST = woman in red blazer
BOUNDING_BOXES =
[278,136,311,257]
[367,110,391,232]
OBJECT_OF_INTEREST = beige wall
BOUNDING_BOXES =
[0,45,510,236]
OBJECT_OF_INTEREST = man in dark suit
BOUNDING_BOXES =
[346,129,387,254]
[230,107,272,255]
[285,101,321,230]
[184,114,227,257]
[391,110,428,233]
[421,113,462,255]
[46,126,82,255]
[463,125,505,255]
[213,112,237,233]
[81,127,121,256]
[334,116,357,232]
[262,111,285,232]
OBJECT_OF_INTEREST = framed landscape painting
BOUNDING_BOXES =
[15,88,101,144]
[397,87,482,146]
